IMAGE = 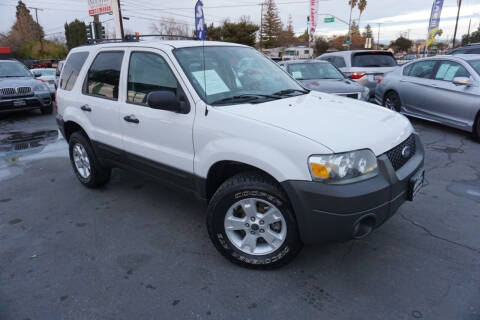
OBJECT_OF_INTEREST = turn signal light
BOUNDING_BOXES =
[310,163,330,179]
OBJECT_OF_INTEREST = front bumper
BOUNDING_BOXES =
[0,93,51,113]
[282,134,425,244]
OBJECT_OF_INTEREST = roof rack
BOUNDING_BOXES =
[86,38,130,45]
[124,34,198,41]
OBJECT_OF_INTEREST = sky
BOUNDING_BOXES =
[0,0,479,44]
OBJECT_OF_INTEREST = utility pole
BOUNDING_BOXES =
[28,7,44,54]
[466,18,472,44]
[259,2,264,51]
[376,23,382,50]
[452,0,462,48]
[111,0,125,39]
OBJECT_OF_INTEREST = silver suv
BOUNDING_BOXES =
[0,59,53,114]
[317,50,398,100]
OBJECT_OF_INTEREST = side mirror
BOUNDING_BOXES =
[147,90,189,113]
[453,77,473,87]
[33,71,41,78]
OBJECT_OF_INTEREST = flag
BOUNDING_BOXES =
[309,0,319,43]
[195,0,206,40]
[426,0,444,47]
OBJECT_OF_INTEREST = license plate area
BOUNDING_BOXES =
[408,169,425,201]
[13,100,27,107]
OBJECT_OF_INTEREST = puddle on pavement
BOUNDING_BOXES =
[0,130,68,181]
[447,176,480,203]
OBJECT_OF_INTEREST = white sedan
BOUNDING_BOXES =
[31,68,58,96]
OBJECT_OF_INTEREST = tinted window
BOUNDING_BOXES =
[434,61,470,81]
[84,51,124,100]
[60,52,88,91]
[127,52,178,105]
[352,52,397,67]
[468,60,480,75]
[333,57,346,68]
[287,62,344,80]
[405,60,437,78]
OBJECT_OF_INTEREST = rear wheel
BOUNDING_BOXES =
[207,172,302,269]
[384,91,402,112]
[68,132,111,188]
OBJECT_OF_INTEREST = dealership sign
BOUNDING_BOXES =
[88,0,112,16]
[309,0,319,43]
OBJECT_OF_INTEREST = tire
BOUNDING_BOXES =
[68,132,111,188]
[41,103,53,115]
[207,172,303,269]
[384,91,402,112]
[474,115,480,142]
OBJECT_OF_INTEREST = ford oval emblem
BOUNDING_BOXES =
[401,145,412,159]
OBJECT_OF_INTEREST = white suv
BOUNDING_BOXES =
[56,40,425,269]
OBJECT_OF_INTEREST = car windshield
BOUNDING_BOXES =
[287,62,344,80]
[468,60,480,75]
[352,52,397,67]
[174,46,307,106]
[0,61,32,78]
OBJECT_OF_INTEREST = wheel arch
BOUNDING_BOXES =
[63,121,89,142]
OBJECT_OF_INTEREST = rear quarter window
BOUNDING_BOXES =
[60,52,89,91]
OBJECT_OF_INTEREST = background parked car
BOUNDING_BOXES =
[0,59,53,114]
[31,68,58,97]
[449,43,480,55]
[398,54,418,65]
[375,54,480,140]
[317,50,398,100]
[279,59,369,100]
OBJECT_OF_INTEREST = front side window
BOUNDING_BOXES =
[434,61,470,81]
[60,52,89,91]
[84,51,124,100]
[174,46,305,106]
[468,59,480,75]
[127,52,178,105]
[0,61,32,78]
[405,60,437,79]
[287,63,345,80]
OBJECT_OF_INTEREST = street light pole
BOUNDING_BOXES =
[452,0,462,48]
[377,23,382,50]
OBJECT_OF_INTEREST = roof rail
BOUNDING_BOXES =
[465,42,480,47]
[86,38,133,45]
[124,34,198,41]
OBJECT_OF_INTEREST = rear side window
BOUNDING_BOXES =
[404,60,437,78]
[333,57,346,68]
[59,52,88,91]
[84,51,124,100]
[352,52,397,67]
[127,52,178,105]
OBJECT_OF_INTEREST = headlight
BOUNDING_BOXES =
[308,149,378,184]
[361,86,370,99]
[33,82,49,91]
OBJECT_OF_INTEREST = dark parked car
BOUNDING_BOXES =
[0,60,53,114]
[450,43,480,55]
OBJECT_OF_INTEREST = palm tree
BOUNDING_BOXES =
[357,0,367,29]
[347,0,358,49]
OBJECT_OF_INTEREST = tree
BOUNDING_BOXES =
[347,0,358,44]
[261,0,283,48]
[357,0,367,28]
[206,17,259,46]
[64,19,87,50]
[278,14,297,47]
[350,21,360,35]
[5,1,44,54]
[314,36,329,56]
[150,18,190,39]
[462,25,480,45]
[391,36,413,52]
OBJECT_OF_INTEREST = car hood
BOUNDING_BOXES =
[299,79,363,93]
[219,92,413,155]
[0,77,38,88]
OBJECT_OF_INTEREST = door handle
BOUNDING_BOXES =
[80,105,91,112]
[123,115,139,124]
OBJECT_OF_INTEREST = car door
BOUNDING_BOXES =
[399,59,438,115]
[119,49,195,190]
[420,59,478,129]
[81,50,125,154]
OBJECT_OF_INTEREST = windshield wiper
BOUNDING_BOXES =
[271,88,309,96]
[210,94,281,106]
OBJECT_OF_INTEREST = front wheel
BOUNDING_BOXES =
[41,103,53,115]
[384,91,402,112]
[207,173,302,269]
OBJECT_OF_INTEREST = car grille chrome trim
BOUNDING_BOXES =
[0,87,32,96]
[17,87,32,94]
[386,134,416,171]
[0,88,16,95]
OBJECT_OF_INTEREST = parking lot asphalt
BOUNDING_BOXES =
[0,110,479,320]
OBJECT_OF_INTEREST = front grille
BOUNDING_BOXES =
[386,134,416,171]
[0,88,16,95]
[17,87,32,94]
[337,92,360,99]
[14,143,29,150]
